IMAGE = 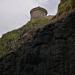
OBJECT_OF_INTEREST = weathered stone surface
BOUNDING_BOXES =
[0,10,75,75]
[0,0,75,75]
[30,7,48,20]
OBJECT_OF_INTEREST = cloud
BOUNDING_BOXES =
[0,0,60,37]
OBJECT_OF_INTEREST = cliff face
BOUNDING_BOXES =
[0,0,75,75]
[0,0,75,57]
[0,9,75,75]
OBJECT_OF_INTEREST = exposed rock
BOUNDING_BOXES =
[0,0,75,75]
[0,0,75,57]
[0,9,75,75]
[49,0,75,24]
[0,18,50,57]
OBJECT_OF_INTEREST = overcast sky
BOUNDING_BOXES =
[0,0,60,37]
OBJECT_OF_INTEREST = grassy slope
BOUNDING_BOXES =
[0,0,75,57]
[0,18,50,57]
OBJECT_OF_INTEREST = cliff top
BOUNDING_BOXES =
[0,0,75,57]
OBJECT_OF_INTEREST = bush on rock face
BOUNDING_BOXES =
[0,10,75,75]
[58,0,75,15]
[0,18,50,57]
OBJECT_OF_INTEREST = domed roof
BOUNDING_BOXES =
[30,7,48,15]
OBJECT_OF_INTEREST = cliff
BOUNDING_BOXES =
[57,0,75,16]
[0,0,75,75]
[0,9,75,75]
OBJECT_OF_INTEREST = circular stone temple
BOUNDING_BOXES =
[30,7,48,19]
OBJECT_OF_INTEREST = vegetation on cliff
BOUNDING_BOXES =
[58,0,75,15]
[0,9,75,75]
[0,0,75,74]
[0,18,50,57]
[0,0,75,57]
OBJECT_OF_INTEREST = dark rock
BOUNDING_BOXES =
[0,10,75,75]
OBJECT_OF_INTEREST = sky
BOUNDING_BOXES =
[0,0,60,37]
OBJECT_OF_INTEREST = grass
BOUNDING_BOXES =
[0,18,50,57]
[58,0,75,15]
[20,18,50,32]
[0,30,21,57]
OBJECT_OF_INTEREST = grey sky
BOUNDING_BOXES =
[0,0,60,37]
